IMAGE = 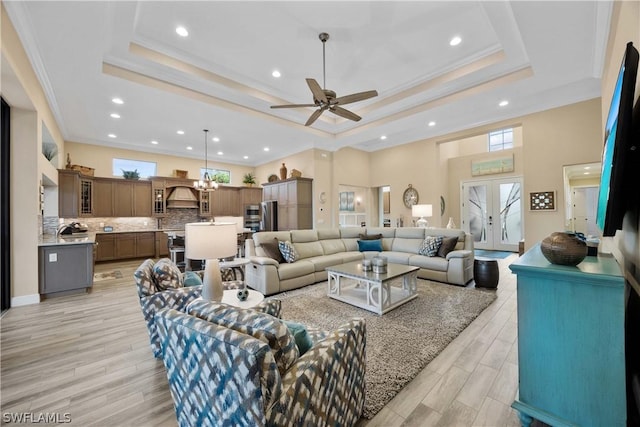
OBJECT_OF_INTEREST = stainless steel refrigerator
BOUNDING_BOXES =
[260,200,278,231]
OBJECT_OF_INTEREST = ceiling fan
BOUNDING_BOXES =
[271,32,378,126]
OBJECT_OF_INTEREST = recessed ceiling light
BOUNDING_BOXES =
[272,70,281,78]
[380,135,387,140]
[108,133,117,138]
[499,100,509,107]
[110,113,120,119]
[264,147,270,152]
[177,130,185,135]
[243,155,249,159]
[186,146,192,150]
[112,97,123,104]
[176,26,189,37]
[584,166,591,170]
[151,140,158,145]
[212,137,220,142]
[428,121,436,127]
[583,172,590,175]
[217,151,223,156]
[450,36,462,46]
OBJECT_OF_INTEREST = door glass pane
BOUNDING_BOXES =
[468,185,487,243]
[499,183,522,245]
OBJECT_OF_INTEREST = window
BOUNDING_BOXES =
[488,128,513,152]
[112,159,157,178]
[201,168,230,184]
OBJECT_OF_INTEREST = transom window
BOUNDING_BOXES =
[112,158,157,178]
[488,128,514,152]
[201,168,230,183]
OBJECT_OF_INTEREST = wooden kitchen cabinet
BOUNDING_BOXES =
[39,243,93,296]
[113,181,152,217]
[155,231,169,258]
[115,233,137,259]
[95,233,116,261]
[93,178,114,217]
[58,169,93,218]
[261,177,312,230]
[136,232,155,257]
[240,187,263,207]
[211,187,240,216]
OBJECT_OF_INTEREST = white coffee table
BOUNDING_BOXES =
[326,261,418,315]
[221,289,264,309]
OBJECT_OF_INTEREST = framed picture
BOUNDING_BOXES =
[339,191,355,211]
[471,155,514,176]
[529,191,556,211]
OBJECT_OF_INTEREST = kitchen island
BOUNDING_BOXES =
[38,233,95,297]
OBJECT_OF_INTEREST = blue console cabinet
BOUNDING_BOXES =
[509,244,625,427]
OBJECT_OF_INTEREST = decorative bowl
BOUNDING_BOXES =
[540,232,587,266]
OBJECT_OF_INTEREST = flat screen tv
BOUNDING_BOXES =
[596,42,639,237]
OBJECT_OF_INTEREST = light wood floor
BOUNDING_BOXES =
[1,255,522,426]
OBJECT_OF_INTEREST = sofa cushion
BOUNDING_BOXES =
[395,228,426,239]
[277,260,315,280]
[262,238,285,263]
[358,239,383,252]
[293,241,324,260]
[437,236,459,258]
[317,229,341,240]
[306,253,347,272]
[409,254,450,271]
[320,239,346,255]
[343,251,365,263]
[381,251,412,265]
[186,301,299,375]
[418,236,443,257]
[278,240,299,263]
[391,236,423,254]
[291,229,318,243]
[153,258,183,290]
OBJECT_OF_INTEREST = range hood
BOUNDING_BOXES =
[166,187,199,209]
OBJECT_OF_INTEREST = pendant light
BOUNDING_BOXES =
[193,129,218,191]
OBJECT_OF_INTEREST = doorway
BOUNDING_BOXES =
[572,186,599,236]
[461,177,523,251]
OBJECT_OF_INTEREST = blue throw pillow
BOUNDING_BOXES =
[283,320,314,355]
[357,239,383,252]
[182,271,202,287]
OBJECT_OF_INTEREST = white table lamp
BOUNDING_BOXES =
[185,222,237,301]
[412,204,433,228]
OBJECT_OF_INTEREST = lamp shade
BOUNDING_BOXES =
[412,204,433,218]
[185,222,237,260]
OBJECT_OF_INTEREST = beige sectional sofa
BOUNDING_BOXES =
[245,227,474,296]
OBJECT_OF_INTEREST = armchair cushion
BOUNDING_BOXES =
[187,300,299,375]
[153,258,183,290]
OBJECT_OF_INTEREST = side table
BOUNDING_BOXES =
[221,289,264,309]
[474,257,499,288]
[219,258,250,282]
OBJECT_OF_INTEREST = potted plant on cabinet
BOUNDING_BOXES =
[243,172,256,187]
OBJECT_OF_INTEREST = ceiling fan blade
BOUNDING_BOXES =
[306,78,328,104]
[329,106,362,122]
[271,104,317,109]
[305,108,325,126]
[334,90,378,105]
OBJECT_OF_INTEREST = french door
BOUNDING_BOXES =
[461,177,523,251]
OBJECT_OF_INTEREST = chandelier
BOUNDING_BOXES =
[193,129,218,191]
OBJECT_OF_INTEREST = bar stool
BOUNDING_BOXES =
[168,235,186,272]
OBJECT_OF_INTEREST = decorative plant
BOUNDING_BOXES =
[42,143,58,161]
[243,172,256,185]
[122,169,140,180]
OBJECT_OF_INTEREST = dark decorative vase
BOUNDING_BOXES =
[280,163,287,180]
[540,232,587,266]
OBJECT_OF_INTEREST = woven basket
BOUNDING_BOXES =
[69,165,95,176]
[540,232,587,266]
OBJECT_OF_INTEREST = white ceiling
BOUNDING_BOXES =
[3,1,611,167]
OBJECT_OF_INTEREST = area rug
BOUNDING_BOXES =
[93,270,123,282]
[277,280,497,419]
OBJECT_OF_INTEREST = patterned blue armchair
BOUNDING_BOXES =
[135,258,204,358]
[155,303,366,427]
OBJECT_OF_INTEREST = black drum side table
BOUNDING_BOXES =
[474,257,499,288]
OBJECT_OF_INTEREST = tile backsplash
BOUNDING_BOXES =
[44,209,204,235]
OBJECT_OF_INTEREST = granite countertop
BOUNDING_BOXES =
[39,233,96,246]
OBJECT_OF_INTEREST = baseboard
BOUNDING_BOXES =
[11,294,41,306]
